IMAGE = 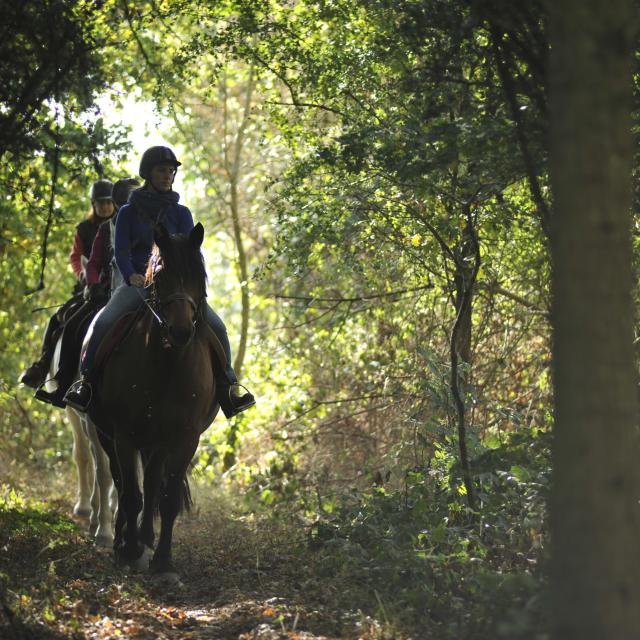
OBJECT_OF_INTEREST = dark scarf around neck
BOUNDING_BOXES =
[129,187,180,219]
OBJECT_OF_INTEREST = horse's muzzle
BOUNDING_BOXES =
[166,323,196,348]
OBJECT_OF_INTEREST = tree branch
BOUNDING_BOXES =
[275,284,433,304]
[25,136,60,296]
[489,27,552,238]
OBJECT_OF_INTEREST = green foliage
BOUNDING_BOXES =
[0,486,81,632]
[297,429,549,639]
[0,487,76,537]
[0,484,137,639]
[0,0,110,157]
[0,118,131,456]
[0,2,134,454]
[2,3,559,636]
[175,0,553,487]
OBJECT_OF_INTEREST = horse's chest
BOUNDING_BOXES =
[100,342,213,445]
[116,376,209,430]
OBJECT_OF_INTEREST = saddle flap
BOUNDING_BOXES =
[204,324,228,374]
[81,310,140,373]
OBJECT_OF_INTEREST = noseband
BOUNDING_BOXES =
[148,285,204,347]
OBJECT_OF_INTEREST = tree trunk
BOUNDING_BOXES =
[450,208,480,510]
[453,230,474,366]
[549,1,640,638]
[221,66,255,471]
[223,65,255,380]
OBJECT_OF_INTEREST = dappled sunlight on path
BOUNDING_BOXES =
[0,479,385,640]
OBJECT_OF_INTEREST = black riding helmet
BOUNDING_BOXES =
[90,179,113,201]
[112,178,140,208]
[138,146,181,180]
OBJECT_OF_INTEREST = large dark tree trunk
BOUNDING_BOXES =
[549,1,640,638]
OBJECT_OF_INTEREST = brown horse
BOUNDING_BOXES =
[89,223,218,582]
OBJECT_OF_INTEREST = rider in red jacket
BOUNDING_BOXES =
[34,179,139,407]
[20,180,114,389]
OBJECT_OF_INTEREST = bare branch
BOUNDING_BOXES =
[275,284,432,305]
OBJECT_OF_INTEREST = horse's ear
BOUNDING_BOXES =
[153,223,170,249]
[190,223,204,250]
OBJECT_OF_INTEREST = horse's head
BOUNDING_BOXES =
[149,223,207,348]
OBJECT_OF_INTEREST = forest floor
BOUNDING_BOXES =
[0,466,390,640]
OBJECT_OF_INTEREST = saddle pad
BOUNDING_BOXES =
[81,310,140,373]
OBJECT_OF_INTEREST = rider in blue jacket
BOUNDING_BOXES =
[64,146,255,418]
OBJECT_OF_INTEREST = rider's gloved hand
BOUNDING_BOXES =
[84,283,108,304]
[129,274,146,288]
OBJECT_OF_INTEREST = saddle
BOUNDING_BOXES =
[58,295,84,323]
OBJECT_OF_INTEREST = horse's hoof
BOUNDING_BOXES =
[116,545,153,572]
[151,571,183,589]
[94,532,114,548]
[73,505,91,519]
[129,545,153,572]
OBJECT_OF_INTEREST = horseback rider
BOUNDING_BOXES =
[20,179,115,389]
[34,178,140,407]
[87,178,140,293]
[64,146,255,418]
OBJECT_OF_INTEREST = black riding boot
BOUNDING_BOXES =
[207,342,255,418]
[216,379,255,419]
[34,303,99,409]
[63,377,93,412]
[34,351,76,408]
[19,313,60,388]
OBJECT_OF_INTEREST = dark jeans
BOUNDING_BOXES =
[81,284,237,384]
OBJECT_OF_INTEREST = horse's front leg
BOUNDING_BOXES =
[67,407,93,518]
[114,435,145,568]
[150,437,198,582]
[139,448,163,549]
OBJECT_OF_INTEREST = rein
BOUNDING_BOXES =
[133,285,164,326]
[134,216,206,345]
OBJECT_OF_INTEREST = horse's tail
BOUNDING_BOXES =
[155,470,192,516]
[180,476,192,513]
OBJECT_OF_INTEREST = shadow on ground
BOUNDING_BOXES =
[0,481,381,640]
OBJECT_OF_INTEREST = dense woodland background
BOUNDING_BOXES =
[1,1,639,639]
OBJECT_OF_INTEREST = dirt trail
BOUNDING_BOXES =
[114,488,343,640]
[1,480,380,640]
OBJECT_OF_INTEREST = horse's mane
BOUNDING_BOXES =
[145,233,208,291]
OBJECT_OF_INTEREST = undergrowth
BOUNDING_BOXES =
[241,428,552,639]
[0,487,123,640]
[0,426,551,639]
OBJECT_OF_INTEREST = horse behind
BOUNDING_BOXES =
[46,335,115,546]
[89,223,218,582]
